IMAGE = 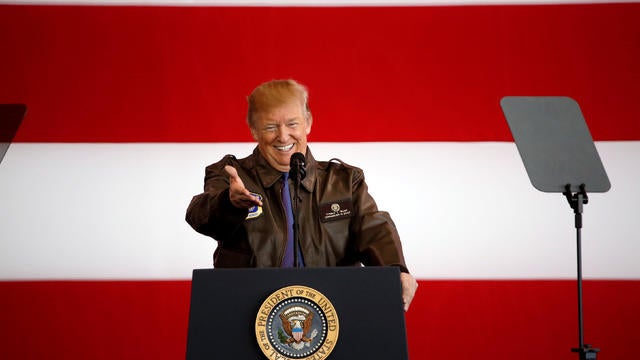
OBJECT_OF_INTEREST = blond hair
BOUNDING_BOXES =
[247,79,311,128]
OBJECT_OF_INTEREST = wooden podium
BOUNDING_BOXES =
[186,267,409,359]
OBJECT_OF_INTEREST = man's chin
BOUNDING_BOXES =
[268,158,291,172]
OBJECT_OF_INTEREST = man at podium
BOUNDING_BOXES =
[186,79,417,311]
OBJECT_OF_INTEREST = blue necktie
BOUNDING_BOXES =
[281,172,304,267]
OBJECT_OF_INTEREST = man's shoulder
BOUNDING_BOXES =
[316,157,365,178]
[206,152,256,171]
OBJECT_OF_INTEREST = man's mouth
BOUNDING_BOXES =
[274,144,294,152]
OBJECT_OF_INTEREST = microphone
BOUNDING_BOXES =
[289,152,306,181]
[288,152,306,268]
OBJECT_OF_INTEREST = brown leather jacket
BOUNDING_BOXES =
[186,146,409,272]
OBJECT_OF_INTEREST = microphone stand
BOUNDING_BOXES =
[290,158,306,268]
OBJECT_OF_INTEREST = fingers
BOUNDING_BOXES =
[400,272,418,312]
[224,165,263,208]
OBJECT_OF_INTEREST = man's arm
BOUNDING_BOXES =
[185,160,252,241]
[348,167,418,311]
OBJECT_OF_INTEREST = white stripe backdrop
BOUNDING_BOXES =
[1,141,638,280]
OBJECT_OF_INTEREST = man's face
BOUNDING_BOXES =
[251,100,312,172]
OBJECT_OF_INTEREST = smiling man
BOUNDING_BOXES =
[186,79,417,311]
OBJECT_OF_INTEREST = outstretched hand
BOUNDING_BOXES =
[224,165,263,209]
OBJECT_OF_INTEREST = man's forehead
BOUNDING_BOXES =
[258,104,305,121]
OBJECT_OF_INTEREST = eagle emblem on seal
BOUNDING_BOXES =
[279,306,318,349]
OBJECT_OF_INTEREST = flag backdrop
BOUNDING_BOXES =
[1,1,639,359]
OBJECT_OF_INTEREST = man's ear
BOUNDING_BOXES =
[305,112,313,135]
[250,127,258,141]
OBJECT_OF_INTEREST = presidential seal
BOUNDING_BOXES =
[255,285,339,360]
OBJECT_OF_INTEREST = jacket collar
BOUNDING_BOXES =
[252,146,316,192]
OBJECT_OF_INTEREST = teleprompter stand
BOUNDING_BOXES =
[501,97,611,360]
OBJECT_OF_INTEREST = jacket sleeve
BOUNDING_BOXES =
[349,168,410,273]
[185,156,248,242]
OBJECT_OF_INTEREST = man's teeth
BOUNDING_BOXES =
[275,144,294,151]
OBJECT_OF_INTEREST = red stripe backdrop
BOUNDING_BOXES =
[1,280,639,359]
[1,4,639,142]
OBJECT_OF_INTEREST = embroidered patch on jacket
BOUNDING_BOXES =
[246,193,263,220]
[319,199,353,222]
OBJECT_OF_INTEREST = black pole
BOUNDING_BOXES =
[292,172,301,268]
[576,199,584,350]
[289,155,306,268]
[565,184,600,360]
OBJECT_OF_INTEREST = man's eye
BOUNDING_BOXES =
[287,122,298,128]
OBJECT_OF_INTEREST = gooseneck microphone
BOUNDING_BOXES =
[289,152,306,268]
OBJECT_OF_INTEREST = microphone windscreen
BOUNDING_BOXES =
[290,152,305,166]
[289,152,306,181]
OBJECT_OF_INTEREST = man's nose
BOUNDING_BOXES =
[276,125,290,141]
